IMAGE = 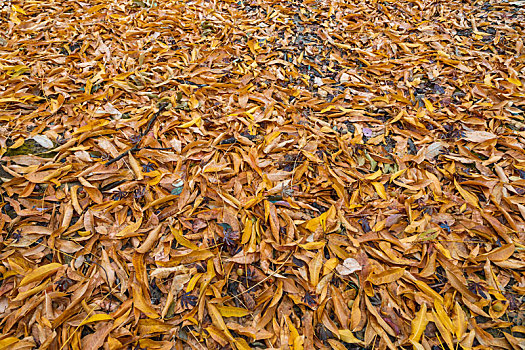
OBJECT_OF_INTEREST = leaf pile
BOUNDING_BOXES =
[1,0,525,349]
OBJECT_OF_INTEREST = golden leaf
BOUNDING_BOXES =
[309,250,323,287]
[80,314,113,326]
[409,303,428,343]
[216,306,251,318]
[454,178,479,208]
[19,263,62,287]
[367,267,405,285]
[338,329,364,345]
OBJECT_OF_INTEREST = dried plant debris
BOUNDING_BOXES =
[0,0,525,349]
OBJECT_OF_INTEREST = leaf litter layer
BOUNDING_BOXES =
[0,0,524,349]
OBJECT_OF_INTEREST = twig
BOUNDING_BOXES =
[105,102,168,166]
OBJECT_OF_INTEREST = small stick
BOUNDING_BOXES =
[105,102,168,166]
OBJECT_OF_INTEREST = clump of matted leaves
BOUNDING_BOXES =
[0,0,524,349]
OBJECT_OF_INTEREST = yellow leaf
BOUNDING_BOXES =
[216,306,251,317]
[373,219,385,232]
[390,168,407,182]
[320,105,336,113]
[186,273,202,292]
[241,217,253,244]
[20,263,62,287]
[143,195,178,210]
[338,329,363,345]
[434,299,454,333]
[328,339,350,350]
[9,11,21,25]
[13,279,51,301]
[334,42,354,51]
[234,338,251,350]
[207,302,234,341]
[9,65,29,77]
[474,243,515,262]
[11,5,27,14]
[423,98,435,112]
[323,257,339,275]
[367,268,405,285]
[137,319,172,334]
[128,154,144,180]
[453,302,467,340]
[177,115,201,128]
[136,225,163,254]
[206,326,229,346]
[414,279,444,304]
[302,150,323,163]
[189,95,199,109]
[0,337,19,350]
[309,250,323,287]
[42,164,72,182]
[203,157,229,172]
[87,3,106,14]
[107,337,122,350]
[247,39,260,55]
[182,249,214,263]
[409,339,425,350]
[247,219,259,253]
[113,308,132,330]
[454,179,479,208]
[0,98,24,104]
[80,313,113,326]
[434,242,452,260]
[85,78,93,94]
[72,120,110,135]
[113,72,134,80]
[297,51,304,64]
[508,78,522,87]
[371,181,387,200]
[304,216,321,232]
[132,285,159,319]
[0,270,18,281]
[265,130,281,144]
[171,226,198,250]
[243,196,263,209]
[365,169,382,180]
[431,310,454,350]
[147,173,163,186]
[293,336,304,350]
[269,280,283,308]
[356,57,371,66]
[409,303,428,342]
[304,205,335,232]
[217,191,241,208]
[285,315,303,349]
[116,217,143,237]
[299,241,326,250]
